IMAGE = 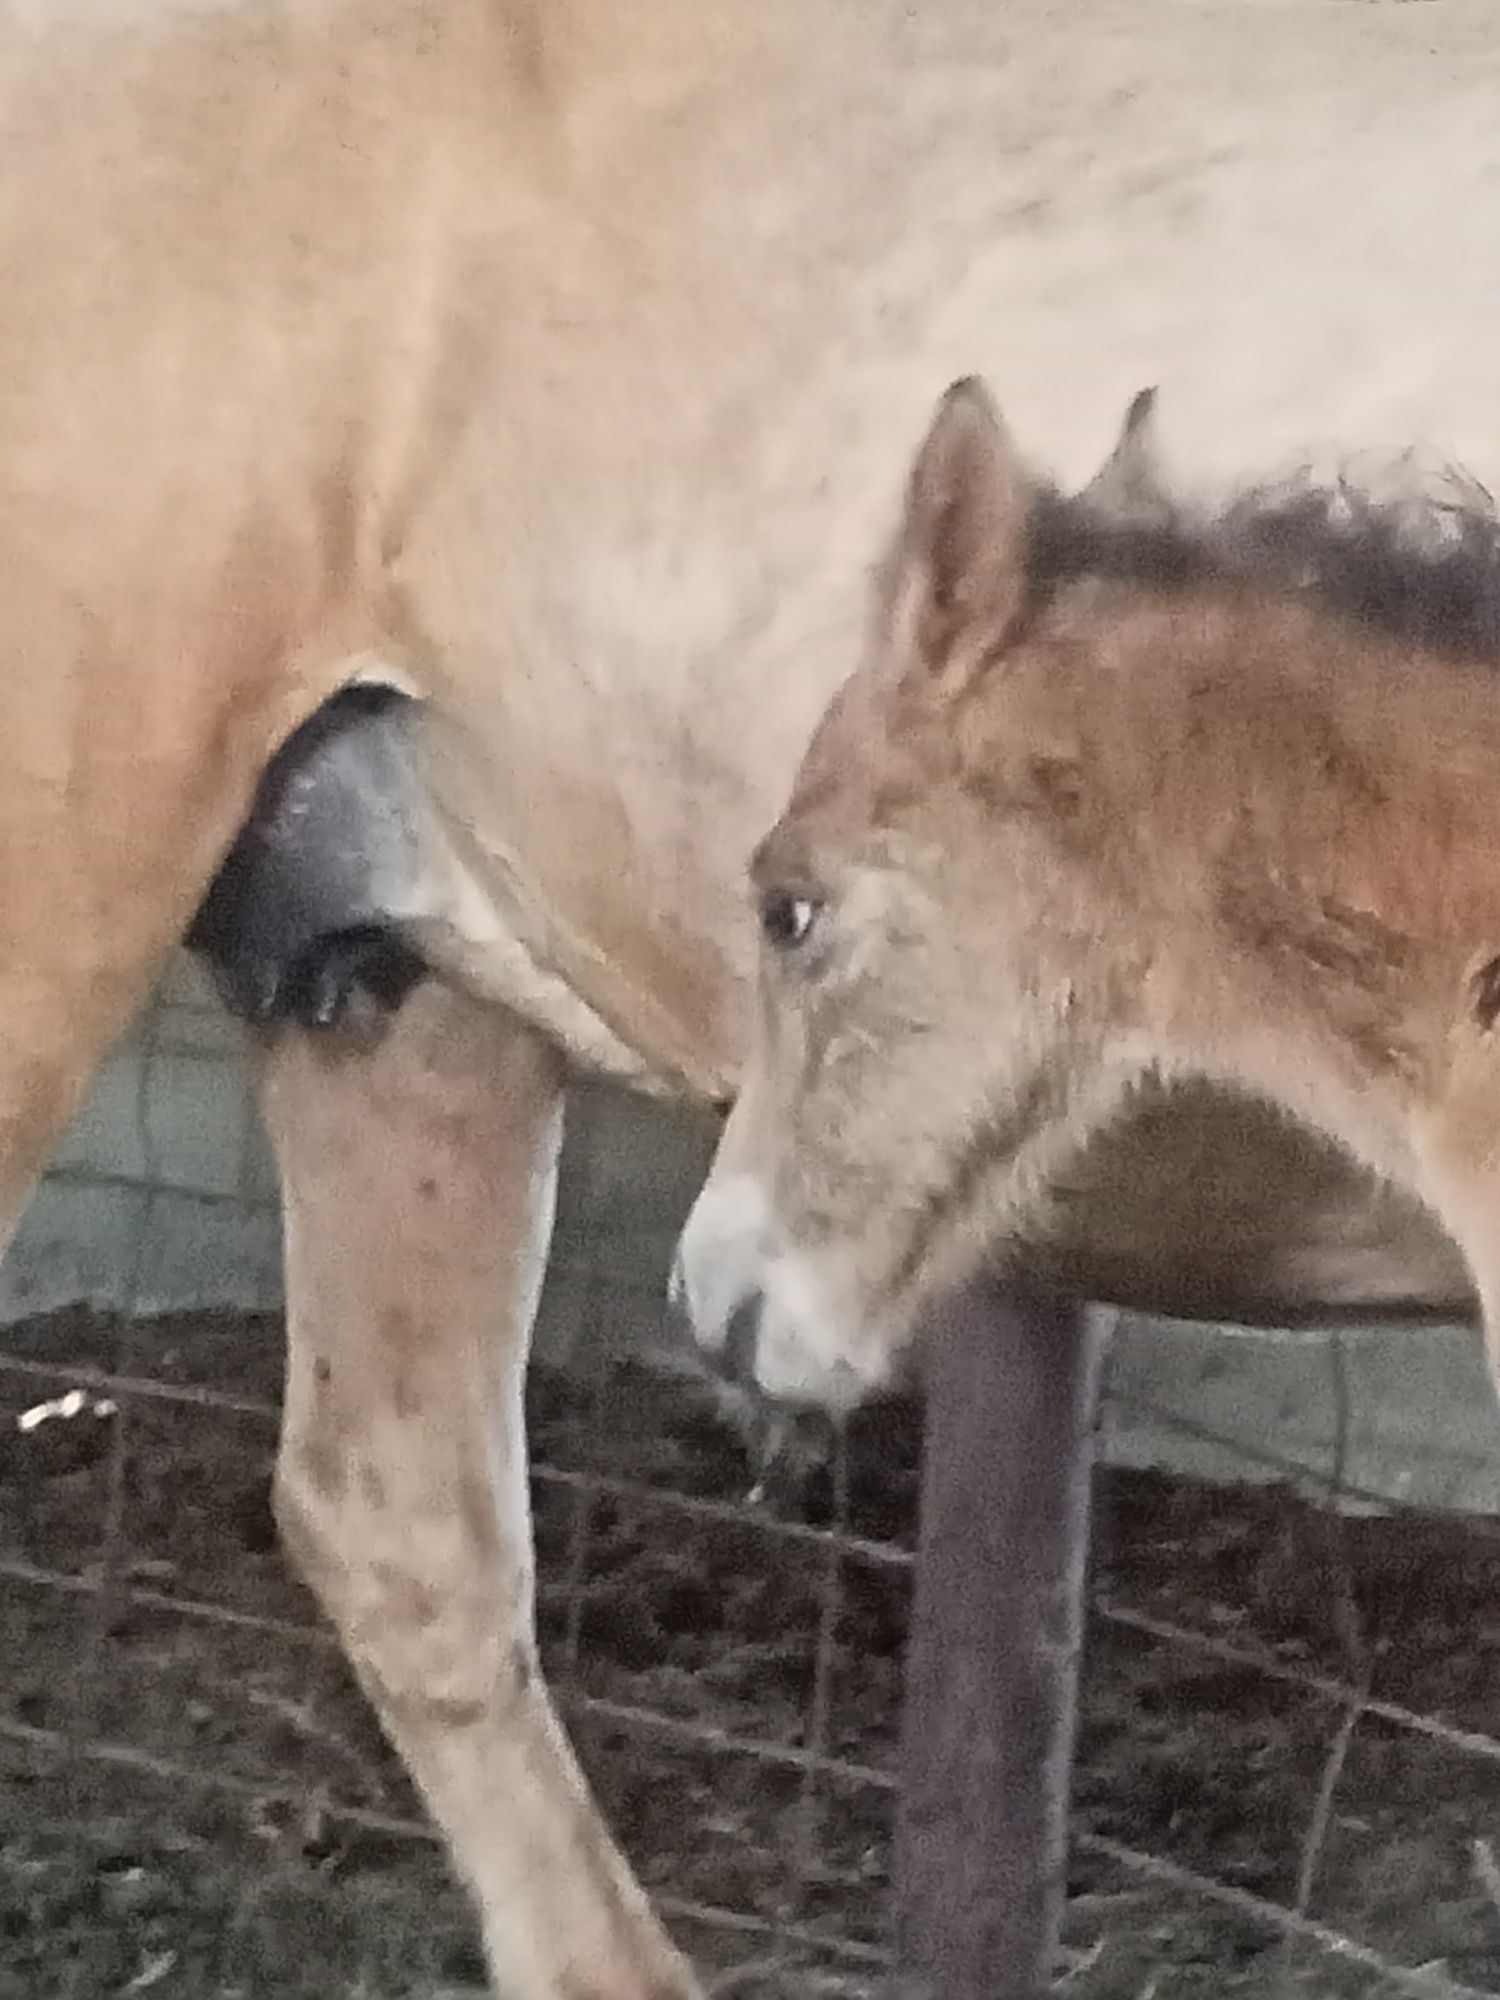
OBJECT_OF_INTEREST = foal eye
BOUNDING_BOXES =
[759,889,822,952]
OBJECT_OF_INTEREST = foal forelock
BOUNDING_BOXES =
[1024,461,1500,667]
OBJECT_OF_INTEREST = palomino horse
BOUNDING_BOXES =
[674,374,1500,1409]
[7,0,1500,1992]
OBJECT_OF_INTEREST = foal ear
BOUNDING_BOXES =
[882,376,1033,674]
[1081,385,1172,527]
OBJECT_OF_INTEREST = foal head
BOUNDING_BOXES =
[675,377,1500,1408]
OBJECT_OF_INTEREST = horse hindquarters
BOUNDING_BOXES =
[259,982,702,2000]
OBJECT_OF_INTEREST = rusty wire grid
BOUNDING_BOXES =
[4,1004,1500,1995]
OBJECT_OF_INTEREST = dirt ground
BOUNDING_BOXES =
[3,1307,1500,1998]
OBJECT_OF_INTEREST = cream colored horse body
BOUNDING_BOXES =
[4,2,1500,1992]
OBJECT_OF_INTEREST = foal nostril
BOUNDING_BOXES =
[721,1297,763,1391]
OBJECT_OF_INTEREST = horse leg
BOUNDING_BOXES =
[0,979,152,1269]
[258,979,702,2000]
[0,784,271,1262]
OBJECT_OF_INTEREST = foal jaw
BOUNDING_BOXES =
[1408,1108,1500,1393]
[753,1246,895,1410]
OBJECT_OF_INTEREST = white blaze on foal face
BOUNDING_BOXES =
[671,1168,773,1357]
[674,829,944,1408]
[674,1156,907,1411]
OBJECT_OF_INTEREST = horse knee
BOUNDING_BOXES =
[272,1447,533,1730]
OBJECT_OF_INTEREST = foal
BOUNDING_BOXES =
[675,378,1500,1408]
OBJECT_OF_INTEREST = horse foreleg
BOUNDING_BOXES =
[0,896,229,1258]
[257,980,702,2000]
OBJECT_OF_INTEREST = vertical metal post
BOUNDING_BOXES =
[893,1274,1109,1999]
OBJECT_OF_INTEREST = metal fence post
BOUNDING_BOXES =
[894,1274,1110,1999]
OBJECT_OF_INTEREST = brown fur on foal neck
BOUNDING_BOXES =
[753,378,1500,1359]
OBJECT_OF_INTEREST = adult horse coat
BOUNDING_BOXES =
[4,1,1500,1993]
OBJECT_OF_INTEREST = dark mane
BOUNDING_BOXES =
[1025,461,1500,664]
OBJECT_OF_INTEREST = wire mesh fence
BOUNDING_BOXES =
[4,994,1500,1995]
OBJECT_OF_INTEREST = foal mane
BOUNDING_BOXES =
[1026,457,1500,666]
